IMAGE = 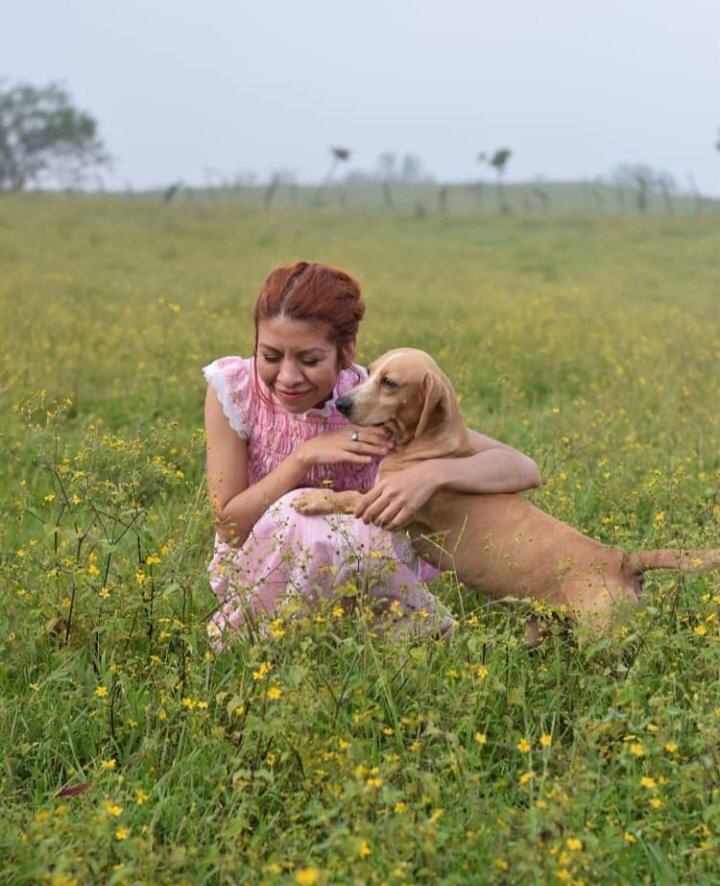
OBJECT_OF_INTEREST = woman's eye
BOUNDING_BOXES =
[301,359,319,367]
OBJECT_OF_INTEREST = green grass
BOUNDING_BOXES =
[1,195,719,884]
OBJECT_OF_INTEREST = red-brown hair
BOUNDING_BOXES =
[253,261,365,366]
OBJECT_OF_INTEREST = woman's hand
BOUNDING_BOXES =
[354,461,437,529]
[353,430,540,531]
[295,425,393,468]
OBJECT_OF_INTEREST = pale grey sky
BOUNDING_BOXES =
[5,0,720,194]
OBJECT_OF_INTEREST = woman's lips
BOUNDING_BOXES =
[277,388,313,401]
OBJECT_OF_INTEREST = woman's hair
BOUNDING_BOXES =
[253,261,365,365]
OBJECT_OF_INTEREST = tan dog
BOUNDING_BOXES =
[294,348,720,626]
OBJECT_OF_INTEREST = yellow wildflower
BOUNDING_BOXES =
[640,776,656,790]
[252,662,273,681]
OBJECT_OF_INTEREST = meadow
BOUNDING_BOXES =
[1,194,719,885]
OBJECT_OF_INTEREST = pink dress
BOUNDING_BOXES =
[203,356,454,651]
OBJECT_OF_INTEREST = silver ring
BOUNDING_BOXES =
[351,430,360,442]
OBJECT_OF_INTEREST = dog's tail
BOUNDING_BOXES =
[630,549,720,574]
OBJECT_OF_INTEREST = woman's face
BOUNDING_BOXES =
[256,316,354,413]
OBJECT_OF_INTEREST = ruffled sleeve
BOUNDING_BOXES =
[203,356,253,438]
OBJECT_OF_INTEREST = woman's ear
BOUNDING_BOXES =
[339,341,356,368]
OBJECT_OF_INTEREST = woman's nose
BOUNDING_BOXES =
[276,359,303,385]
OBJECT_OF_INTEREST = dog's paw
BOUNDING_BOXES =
[292,490,334,515]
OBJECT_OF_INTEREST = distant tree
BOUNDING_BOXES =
[0,80,109,191]
[264,169,296,210]
[162,181,182,203]
[478,148,513,213]
[437,185,448,214]
[685,173,703,214]
[326,146,351,180]
[489,148,512,176]
[531,182,549,212]
[324,146,351,206]
[613,164,676,214]
[400,153,423,183]
[376,152,397,212]
[656,171,676,216]
[475,151,487,209]
[488,148,512,213]
[613,165,644,211]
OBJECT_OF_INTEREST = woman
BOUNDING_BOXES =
[204,261,539,650]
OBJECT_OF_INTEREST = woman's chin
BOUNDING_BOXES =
[275,389,324,413]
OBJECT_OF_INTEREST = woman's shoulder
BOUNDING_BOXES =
[203,356,256,437]
[203,355,252,381]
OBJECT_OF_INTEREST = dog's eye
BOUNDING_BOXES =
[380,376,397,390]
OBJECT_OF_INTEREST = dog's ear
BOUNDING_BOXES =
[415,371,451,438]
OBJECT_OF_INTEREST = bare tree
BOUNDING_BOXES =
[613,164,677,214]
[264,169,296,209]
[376,152,397,212]
[532,183,549,212]
[437,185,448,214]
[475,151,487,209]
[162,181,182,203]
[656,172,676,216]
[400,153,423,183]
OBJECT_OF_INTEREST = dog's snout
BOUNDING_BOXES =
[335,395,353,416]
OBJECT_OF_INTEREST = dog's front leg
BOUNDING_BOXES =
[293,489,364,516]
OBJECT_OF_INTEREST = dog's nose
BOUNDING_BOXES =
[335,395,353,416]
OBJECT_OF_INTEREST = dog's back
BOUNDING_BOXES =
[410,489,642,619]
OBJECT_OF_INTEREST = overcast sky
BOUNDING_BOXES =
[5,0,720,194]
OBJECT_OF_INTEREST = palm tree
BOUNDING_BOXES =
[316,147,351,206]
[327,146,351,179]
[488,148,512,213]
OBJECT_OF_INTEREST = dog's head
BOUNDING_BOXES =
[336,348,463,447]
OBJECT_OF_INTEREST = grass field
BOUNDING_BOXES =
[1,195,719,884]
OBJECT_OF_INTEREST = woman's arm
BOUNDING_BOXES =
[205,386,393,546]
[354,429,540,530]
[205,386,302,545]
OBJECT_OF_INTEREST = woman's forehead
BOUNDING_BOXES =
[257,315,335,350]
